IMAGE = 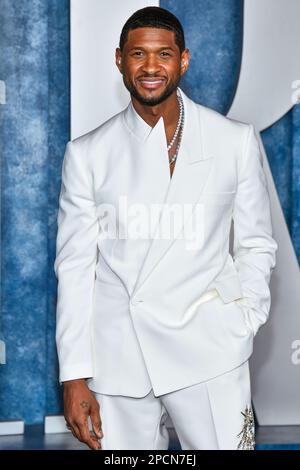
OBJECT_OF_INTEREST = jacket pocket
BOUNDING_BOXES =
[206,292,254,339]
[212,274,243,303]
[233,301,255,337]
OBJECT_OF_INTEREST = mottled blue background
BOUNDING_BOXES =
[162,0,243,114]
[262,106,300,258]
[0,0,299,425]
[0,0,69,423]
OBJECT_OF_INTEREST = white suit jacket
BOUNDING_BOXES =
[54,87,277,396]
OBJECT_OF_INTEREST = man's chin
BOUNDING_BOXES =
[136,94,167,106]
[125,81,177,106]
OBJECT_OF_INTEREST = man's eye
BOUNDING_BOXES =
[133,51,143,56]
[161,52,171,56]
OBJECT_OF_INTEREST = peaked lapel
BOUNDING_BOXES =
[129,88,215,298]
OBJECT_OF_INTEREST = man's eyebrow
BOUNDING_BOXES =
[129,46,175,52]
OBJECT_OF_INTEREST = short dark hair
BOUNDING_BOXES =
[119,6,185,53]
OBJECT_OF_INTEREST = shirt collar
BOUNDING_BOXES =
[123,87,186,143]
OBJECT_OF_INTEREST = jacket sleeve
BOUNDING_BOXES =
[233,124,278,336]
[54,140,99,383]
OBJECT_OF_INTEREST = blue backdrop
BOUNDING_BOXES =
[0,0,69,423]
[0,0,299,425]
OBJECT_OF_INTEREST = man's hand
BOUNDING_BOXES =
[63,379,103,450]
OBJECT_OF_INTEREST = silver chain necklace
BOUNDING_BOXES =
[168,89,184,165]
[167,89,184,152]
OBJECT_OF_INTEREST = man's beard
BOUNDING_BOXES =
[123,75,181,106]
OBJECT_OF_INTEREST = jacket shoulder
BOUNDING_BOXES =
[71,107,126,149]
[61,108,127,173]
[196,102,251,133]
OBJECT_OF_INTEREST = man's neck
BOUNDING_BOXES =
[131,90,179,131]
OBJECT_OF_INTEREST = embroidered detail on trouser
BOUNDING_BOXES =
[237,405,255,450]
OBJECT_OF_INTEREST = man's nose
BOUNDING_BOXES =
[141,54,161,74]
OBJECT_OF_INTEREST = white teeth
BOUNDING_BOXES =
[141,80,162,84]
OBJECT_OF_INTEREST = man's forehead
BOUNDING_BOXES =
[125,27,177,47]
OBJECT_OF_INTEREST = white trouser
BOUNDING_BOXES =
[92,360,255,450]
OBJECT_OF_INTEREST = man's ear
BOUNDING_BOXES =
[180,48,190,76]
[115,48,123,73]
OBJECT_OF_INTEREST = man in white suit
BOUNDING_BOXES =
[54,7,277,450]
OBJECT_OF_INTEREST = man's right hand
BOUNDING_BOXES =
[63,378,103,450]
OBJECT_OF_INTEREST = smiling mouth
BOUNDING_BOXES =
[138,78,166,89]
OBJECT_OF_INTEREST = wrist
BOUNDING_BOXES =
[63,378,87,387]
